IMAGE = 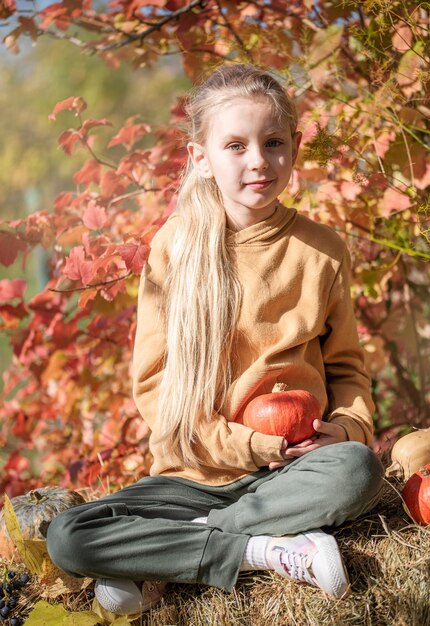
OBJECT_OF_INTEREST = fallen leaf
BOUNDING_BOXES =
[24,600,68,625]
[24,600,102,626]
[3,495,47,575]
[40,572,92,598]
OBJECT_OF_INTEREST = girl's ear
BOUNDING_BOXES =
[187,142,213,178]
[292,131,302,164]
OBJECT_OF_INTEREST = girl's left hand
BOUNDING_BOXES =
[268,419,347,471]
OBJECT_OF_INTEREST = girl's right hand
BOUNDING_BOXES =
[268,436,314,470]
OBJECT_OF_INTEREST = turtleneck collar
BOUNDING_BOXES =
[226,204,297,246]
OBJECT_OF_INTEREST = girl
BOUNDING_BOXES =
[47,63,384,616]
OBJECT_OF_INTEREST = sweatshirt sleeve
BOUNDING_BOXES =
[132,227,285,473]
[321,247,375,445]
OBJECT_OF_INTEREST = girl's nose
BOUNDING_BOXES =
[249,147,268,170]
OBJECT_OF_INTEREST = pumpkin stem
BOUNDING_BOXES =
[420,467,430,477]
[272,382,288,393]
[29,490,46,503]
[385,460,403,479]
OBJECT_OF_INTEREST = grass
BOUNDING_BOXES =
[1,476,429,626]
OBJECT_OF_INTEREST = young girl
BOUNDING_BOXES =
[47,63,384,616]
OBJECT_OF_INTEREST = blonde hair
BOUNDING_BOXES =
[156,63,298,468]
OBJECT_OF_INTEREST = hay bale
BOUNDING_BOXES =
[138,478,430,626]
[4,478,428,625]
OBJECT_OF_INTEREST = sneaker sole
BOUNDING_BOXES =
[305,530,350,598]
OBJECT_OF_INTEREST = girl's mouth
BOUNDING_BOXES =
[245,180,274,189]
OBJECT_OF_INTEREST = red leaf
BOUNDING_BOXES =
[118,242,149,275]
[48,314,79,347]
[0,0,16,19]
[48,96,87,121]
[3,450,30,475]
[73,159,101,185]
[39,6,69,30]
[39,0,88,30]
[58,129,83,155]
[54,191,74,211]
[18,16,37,41]
[100,171,129,200]
[0,231,27,266]
[24,211,55,248]
[0,302,28,328]
[108,118,151,150]
[63,246,94,285]
[170,96,187,121]
[382,187,412,216]
[11,411,32,440]
[116,150,149,178]
[0,279,26,302]
[165,0,186,8]
[83,201,107,230]
[81,118,112,136]
[78,287,98,309]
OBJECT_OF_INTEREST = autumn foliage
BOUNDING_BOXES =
[0,1,429,501]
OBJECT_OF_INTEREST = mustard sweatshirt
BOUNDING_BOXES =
[132,204,375,486]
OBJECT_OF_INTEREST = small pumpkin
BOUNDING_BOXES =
[0,486,85,558]
[402,464,430,526]
[386,428,430,481]
[242,383,321,444]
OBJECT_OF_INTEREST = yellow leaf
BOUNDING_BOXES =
[91,597,136,624]
[245,32,259,51]
[3,496,47,575]
[41,573,92,598]
[24,600,68,625]
[397,41,425,94]
[64,611,104,625]
[24,601,102,626]
[308,24,343,67]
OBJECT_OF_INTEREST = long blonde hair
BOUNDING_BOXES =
[156,63,298,468]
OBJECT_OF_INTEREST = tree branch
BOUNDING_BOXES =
[358,305,423,424]
[400,258,429,417]
[97,0,207,52]
[49,271,132,294]
[214,0,253,61]
[246,0,319,31]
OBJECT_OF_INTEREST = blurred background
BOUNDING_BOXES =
[0,35,189,390]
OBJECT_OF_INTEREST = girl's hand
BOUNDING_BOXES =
[268,419,347,470]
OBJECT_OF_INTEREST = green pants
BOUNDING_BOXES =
[47,442,383,592]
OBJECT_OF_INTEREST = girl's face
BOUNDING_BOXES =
[187,97,302,231]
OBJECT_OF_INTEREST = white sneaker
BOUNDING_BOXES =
[267,529,350,598]
[94,578,167,615]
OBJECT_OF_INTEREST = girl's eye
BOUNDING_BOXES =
[227,143,243,151]
[266,139,283,147]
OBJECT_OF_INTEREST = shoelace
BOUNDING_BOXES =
[275,548,317,586]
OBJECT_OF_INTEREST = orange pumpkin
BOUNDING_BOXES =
[402,465,430,526]
[242,383,321,444]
